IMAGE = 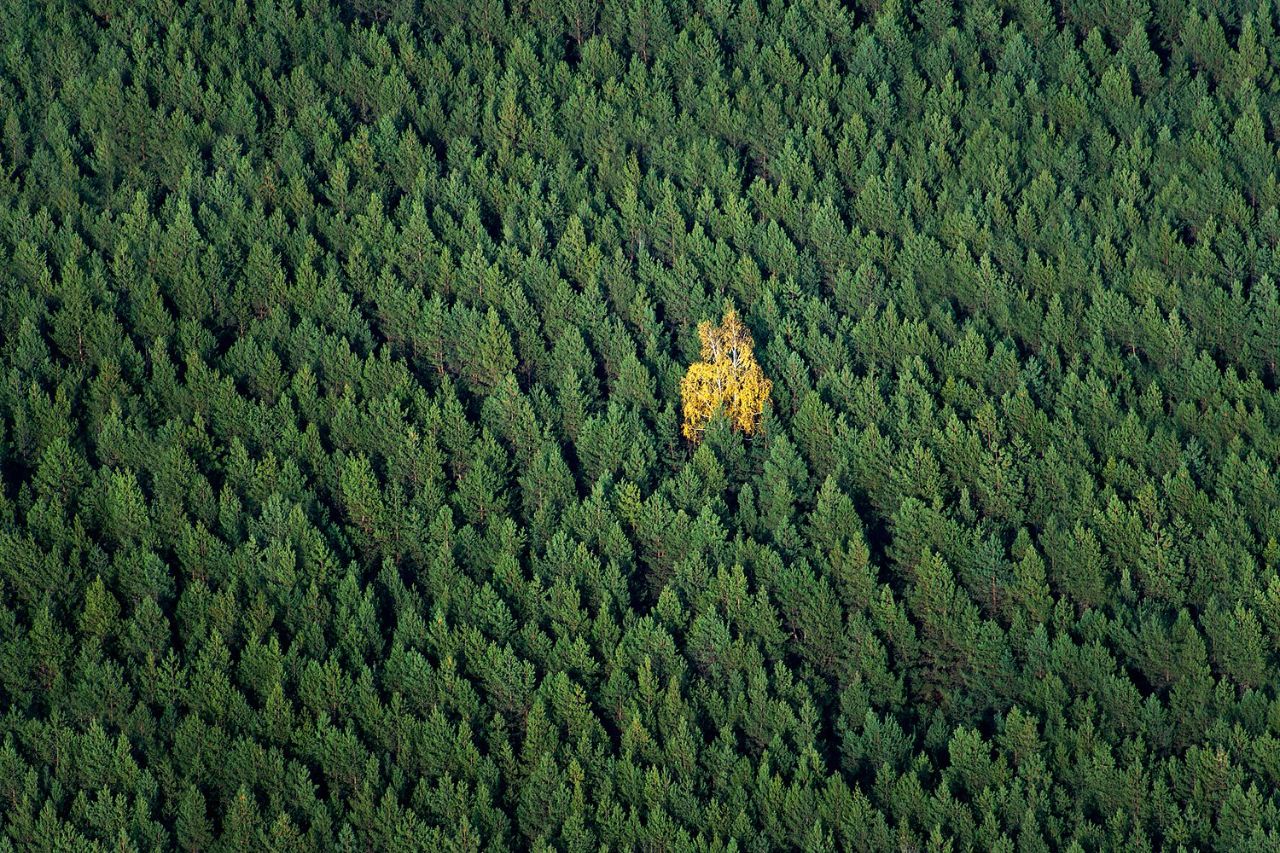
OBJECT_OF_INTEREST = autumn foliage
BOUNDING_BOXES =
[680,306,772,441]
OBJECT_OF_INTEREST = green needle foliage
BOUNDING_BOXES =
[1,0,1280,850]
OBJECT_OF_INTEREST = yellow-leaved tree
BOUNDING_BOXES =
[680,305,771,441]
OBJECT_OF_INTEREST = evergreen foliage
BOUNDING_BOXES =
[0,0,1279,849]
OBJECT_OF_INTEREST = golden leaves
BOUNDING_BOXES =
[680,306,771,441]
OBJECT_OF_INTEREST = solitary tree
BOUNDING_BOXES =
[680,305,771,441]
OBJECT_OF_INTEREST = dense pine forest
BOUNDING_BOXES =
[2,0,1280,849]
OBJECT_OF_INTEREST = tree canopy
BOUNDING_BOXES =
[680,305,772,440]
[1,0,1280,850]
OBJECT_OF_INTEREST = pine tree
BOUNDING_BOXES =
[78,576,120,640]
[176,785,214,852]
[449,306,517,395]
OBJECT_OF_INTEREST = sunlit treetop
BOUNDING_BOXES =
[680,305,771,441]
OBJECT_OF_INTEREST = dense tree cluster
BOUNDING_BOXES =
[2,0,1280,849]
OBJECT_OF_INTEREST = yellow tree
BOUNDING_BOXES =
[680,305,771,441]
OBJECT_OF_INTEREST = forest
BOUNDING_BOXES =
[1,0,1280,849]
